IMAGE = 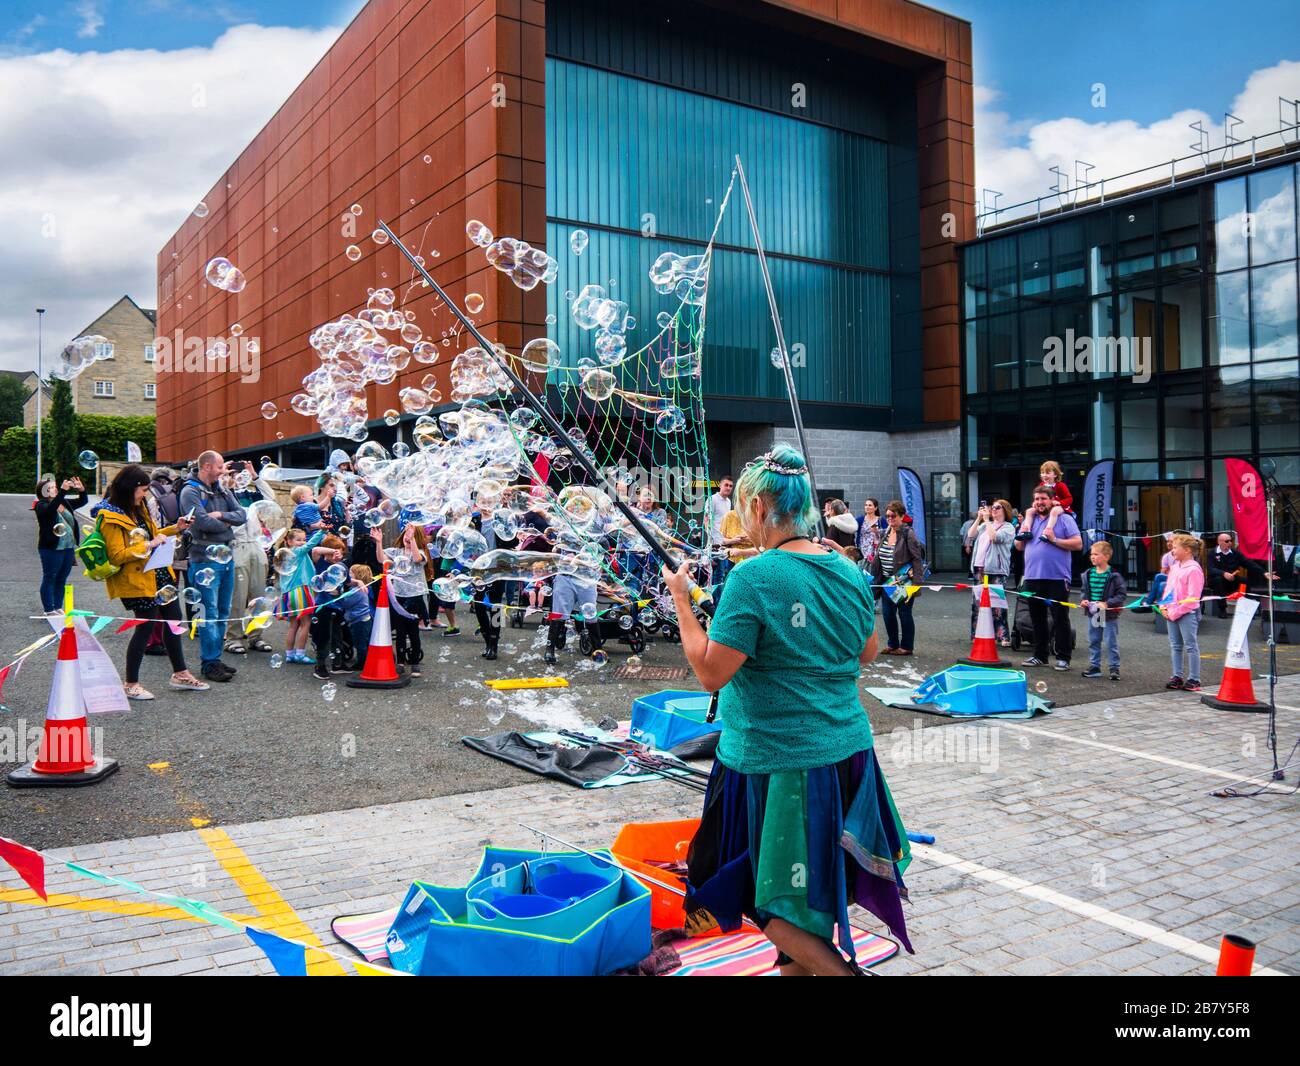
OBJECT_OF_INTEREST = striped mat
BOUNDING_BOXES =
[331,906,899,974]
[667,926,898,976]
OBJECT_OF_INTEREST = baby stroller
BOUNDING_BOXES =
[577,594,647,656]
[1009,593,1077,653]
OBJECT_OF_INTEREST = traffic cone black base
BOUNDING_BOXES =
[347,671,410,690]
[7,757,119,789]
[1200,693,1269,713]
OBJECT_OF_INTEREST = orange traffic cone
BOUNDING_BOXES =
[1215,934,1256,975]
[1201,624,1268,713]
[959,581,1012,667]
[347,570,410,689]
[7,624,119,788]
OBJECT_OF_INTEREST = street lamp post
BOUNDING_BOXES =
[35,308,45,481]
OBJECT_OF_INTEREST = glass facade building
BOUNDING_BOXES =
[961,154,1300,584]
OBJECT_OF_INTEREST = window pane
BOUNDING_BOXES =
[963,243,987,317]
[987,236,1017,313]
[1210,176,1248,272]
[967,403,992,464]
[989,312,1018,390]
[1159,278,1203,371]
[1248,165,1297,265]
[1121,391,1158,458]
[965,319,985,393]
[1052,300,1109,383]
[1163,383,1205,458]
[1115,202,1156,288]
[1093,390,1116,460]
[1056,394,1089,463]
[1089,211,1114,294]
[1019,229,1051,305]
[1115,289,1157,381]
[1208,270,1250,366]
[1021,307,1053,388]
[1052,220,1086,299]
[992,395,1020,464]
[1251,262,1298,361]
[1208,374,1252,453]
[1158,192,1201,280]
[1255,362,1300,453]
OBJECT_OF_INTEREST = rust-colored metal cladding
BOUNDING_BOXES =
[155,0,971,458]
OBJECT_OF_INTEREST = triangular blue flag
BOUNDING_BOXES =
[246,926,307,976]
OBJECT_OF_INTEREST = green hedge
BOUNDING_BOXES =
[0,415,155,493]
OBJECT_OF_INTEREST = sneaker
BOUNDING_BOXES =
[1110,670,1121,681]
[443,627,460,636]
[544,647,557,664]
[1014,531,1033,543]
[1022,656,1047,668]
[1081,667,1102,678]
[295,653,316,665]
[214,661,236,677]
[169,674,210,691]
[1182,679,1202,692]
[123,683,155,701]
[332,663,356,674]
[1165,676,1183,689]
[201,663,232,683]
[313,664,331,681]
[410,666,423,677]
[1053,659,1069,671]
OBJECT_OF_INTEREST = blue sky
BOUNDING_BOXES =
[945,0,1297,127]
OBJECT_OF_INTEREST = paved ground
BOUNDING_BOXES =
[1,493,1297,975]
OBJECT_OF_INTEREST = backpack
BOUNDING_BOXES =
[75,514,120,581]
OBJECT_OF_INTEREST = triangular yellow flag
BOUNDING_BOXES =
[354,960,403,976]
[63,584,74,628]
[244,611,273,635]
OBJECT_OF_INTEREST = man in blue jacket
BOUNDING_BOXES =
[178,450,247,682]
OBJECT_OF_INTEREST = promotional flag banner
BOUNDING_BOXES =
[1080,461,1113,550]
[1225,457,1270,560]
[126,441,142,463]
[896,467,927,547]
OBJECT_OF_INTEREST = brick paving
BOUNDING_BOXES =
[3,677,1295,976]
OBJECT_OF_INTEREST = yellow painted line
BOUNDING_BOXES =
[197,827,346,976]
[0,887,257,927]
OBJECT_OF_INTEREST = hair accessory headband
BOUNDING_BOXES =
[758,451,808,477]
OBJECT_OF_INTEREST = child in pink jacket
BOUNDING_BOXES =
[1163,534,1206,691]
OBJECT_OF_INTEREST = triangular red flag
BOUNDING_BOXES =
[114,619,150,634]
[0,664,9,702]
[954,583,970,590]
[0,836,46,900]
[1141,536,1151,547]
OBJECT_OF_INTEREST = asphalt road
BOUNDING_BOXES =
[2,493,1294,849]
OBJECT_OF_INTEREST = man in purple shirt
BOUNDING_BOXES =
[1015,485,1083,669]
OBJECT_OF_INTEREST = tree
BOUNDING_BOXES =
[0,375,26,431]
[46,378,77,478]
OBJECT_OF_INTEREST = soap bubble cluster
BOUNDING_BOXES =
[204,257,247,293]
[49,335,113,381]
[649,251,708,305]
[571,284,631,366]
[482,233,559,292]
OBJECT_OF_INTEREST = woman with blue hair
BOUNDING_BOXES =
[662,444,913,974]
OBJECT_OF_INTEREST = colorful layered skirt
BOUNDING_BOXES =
[685,749,913,962]
[276,584,315,621]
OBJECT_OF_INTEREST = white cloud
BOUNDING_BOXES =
[74,1,104,39]
[975,59,1300,216]
[0,23,340,373]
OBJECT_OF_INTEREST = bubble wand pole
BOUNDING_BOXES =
[376,220,714,617]
[733,156,824,539]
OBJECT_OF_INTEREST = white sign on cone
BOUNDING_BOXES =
[1226,596,1259,662]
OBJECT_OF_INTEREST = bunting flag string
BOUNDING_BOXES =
[0,837,406,976]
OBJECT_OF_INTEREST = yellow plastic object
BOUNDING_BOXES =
[483,677,570,690]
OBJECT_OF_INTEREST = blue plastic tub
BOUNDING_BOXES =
[630,689,721,752]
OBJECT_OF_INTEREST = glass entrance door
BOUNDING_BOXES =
[1136,481,1205,572]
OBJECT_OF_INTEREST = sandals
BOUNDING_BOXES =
[223,640,248,654]
[169,673,211,691]
[249,639,274,653]
[123,683,155,701]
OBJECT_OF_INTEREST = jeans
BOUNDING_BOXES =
[881,594,915,651]
[349,619,371,668]
[1088,616,1120,671]
[1167,613,1200,681]
[38,547,75,612]
[194,557,235,667]
[1023,578,1072,662]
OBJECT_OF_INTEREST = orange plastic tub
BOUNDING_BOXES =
[611,819,715,934]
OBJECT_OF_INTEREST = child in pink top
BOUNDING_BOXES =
[1163,534,1205,690]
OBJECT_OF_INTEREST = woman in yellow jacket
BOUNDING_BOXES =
[100,465,209,700]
